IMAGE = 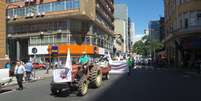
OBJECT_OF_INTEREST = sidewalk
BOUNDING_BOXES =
[4,69,53,87]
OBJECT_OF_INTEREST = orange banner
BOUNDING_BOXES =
[48,44,97,55]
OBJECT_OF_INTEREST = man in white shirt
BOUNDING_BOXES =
[14,61,26,90]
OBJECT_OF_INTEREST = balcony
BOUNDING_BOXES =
[97,0,114,20]
[174,25,201,37]
[7,0,80,19]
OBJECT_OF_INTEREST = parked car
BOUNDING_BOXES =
[32,63,46,69]
[0,69,12,90]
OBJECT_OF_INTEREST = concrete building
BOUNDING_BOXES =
[128,17,134,52]
[6,0,114,62]
[160,17,165,42]
[113,3,129,53]
[164,0,201,67]
[144,29,149,36]
[130,22,135,45]
[0,0,9,68]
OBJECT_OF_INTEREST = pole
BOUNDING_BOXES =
[33,53,36,79]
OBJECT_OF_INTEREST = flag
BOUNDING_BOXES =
[64,48,72,82]
[65,48,72,69]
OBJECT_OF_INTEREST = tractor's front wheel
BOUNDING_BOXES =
[77,76,88,96]
[89,67,103,88]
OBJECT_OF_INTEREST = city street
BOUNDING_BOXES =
[0,66,200,101]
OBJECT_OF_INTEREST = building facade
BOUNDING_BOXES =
[6,0,114,62]
[0,0,9,68]
[130,22,135,46]
[113,3,129,54]
[164,0,201,67]
[149,20,161,41]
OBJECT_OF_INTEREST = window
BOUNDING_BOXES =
[185,18,188,29]
[73,0,80,8]
[197,12,201,25]
[7,0,80,17]
[38,3,51,13]
[52,1,65,11]
[25,6,37,15]
[7,9,13,17]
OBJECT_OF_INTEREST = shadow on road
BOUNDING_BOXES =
[0,89,12,94]
[92,68,201,101]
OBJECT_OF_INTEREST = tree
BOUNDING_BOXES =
[132,35,164,59]
[132,40,146,56]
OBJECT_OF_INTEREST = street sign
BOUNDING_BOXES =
[52,45,58,55]
[32,48,37,54]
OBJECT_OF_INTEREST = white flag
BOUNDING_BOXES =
[65,48,72,69]
[64,48,72,82]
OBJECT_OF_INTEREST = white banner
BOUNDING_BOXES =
[53,48,72,83]
[109,60,128,74]
[53,68,72,83]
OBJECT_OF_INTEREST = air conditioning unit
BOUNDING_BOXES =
[30,13,34,17]
[41,12,45,16]
[26,13,30,17]
[36,12,41,17]
[14,15,18,19]
[7,16,11,19]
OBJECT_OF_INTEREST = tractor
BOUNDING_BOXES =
[50,56,111,96]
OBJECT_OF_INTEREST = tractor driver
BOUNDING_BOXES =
[79,51,90,65]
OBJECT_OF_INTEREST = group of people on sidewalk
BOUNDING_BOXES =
[4,60,33,90]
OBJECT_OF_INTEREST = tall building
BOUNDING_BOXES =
[144,29,149,36]
[0,0,8,68]
[160,17,165,42]
[149,20,160,41]
[6,0,114,61]
[164,0,201,67]
[113,3,129,53]
[128,17,132,52]
[130,22,135,45]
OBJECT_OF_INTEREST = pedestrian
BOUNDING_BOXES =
[4,62,11,69]
[14,60,26,90]
[4,61,12,76]
[127,54,134,76]
[45,62,50,74]
[25,61,33,82]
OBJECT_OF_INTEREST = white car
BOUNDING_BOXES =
[0,69,12,90]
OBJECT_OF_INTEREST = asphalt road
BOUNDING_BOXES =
[0,66,201,101]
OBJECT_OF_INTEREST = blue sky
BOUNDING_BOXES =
[115,0,164,35]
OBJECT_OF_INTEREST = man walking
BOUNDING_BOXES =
[14,60,26,90]
[25,61,33,82]
[127,54,134,76]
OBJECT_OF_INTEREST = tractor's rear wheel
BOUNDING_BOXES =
[77,76,88,96]
[89,67,102,88]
